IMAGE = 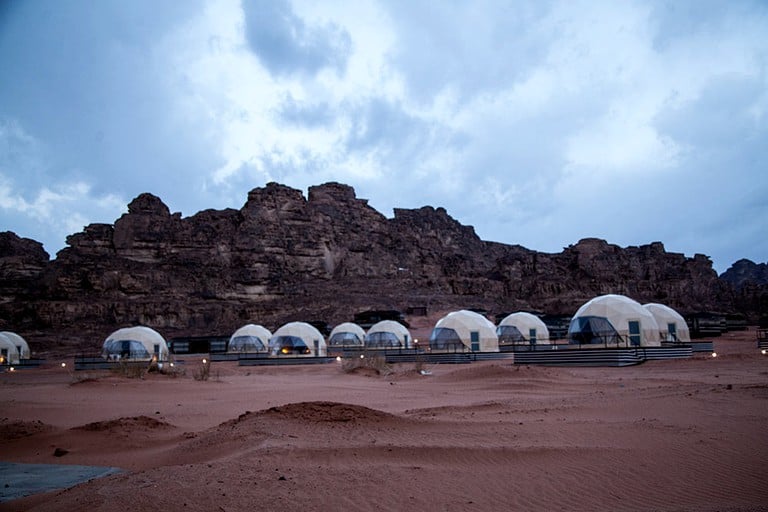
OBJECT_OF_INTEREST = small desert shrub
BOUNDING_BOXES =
[111,361,146,379]
[413,351,428,374]
[341,354,392,376]
[157,361,185,378]
[193,359,211,381]
[70,372,100,385]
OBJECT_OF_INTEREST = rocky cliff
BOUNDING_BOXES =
[0,182,756,354]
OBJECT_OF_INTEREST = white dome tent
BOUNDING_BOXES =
[429,310,499,352]
[497,313,550,346]
[328,322,366,348]
[568,295,661,347]
[0,331,30,360]
[0,333,21,365]
[102,326,170,361]
[269,322,326,357]
[643,303,691,343]
[366,320,411,349]
[228,324,272,353]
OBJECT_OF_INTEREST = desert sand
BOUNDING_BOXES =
[1,328,767,511]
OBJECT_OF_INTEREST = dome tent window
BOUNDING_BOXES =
[269,336,311,355]
[329,331,362,346]
[569,316,620,345]
[230,335,266,352]
[228,324,272,353]
[103,339,151,360]
[366,331,401,348]
[328,323,366,347]
[429,327,464,351]
[497,325,525,345]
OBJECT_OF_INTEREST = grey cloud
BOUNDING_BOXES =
[343,97,465,173]
[242,0,351,76]
[381,1,552,102]
[650,0,765,50]
[657,75,766,148]
[276,95,334,127]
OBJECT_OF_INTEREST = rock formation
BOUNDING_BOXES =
[721,259,768,290]
[0,182,758,355]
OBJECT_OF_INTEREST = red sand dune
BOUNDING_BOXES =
[0,328,767,511]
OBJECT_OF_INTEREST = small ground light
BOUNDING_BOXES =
[335,356,341,362]
[762,349,766,355]
[61,362,66,368]
[360,354,365,359]
[712,352,718,358]
[170,362,175,367]
[9,367,14,372]
[202,358,207,364]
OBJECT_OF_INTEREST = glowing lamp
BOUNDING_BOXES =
[712,352,718,358]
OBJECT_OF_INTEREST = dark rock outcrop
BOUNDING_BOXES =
[721,259,768,323]
[0,182,755,355]
[721,259,768,290]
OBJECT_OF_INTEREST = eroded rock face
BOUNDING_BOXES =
[0,232,49,298]
[721,259,768,290]
[0,182,752,355]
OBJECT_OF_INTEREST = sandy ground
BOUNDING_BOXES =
[1,329,767,512]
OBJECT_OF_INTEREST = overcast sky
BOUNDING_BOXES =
[1,0,766,273]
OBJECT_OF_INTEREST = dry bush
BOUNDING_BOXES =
[341,354,392,376]
[111,361,146,379]
[156,361,185,378]
[193,359,211,381]
[70,372,100,385]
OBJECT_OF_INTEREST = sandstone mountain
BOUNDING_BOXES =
[721,259,768,290]
[0,182,760,354]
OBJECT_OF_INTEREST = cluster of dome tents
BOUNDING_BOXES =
[96,294,691,362]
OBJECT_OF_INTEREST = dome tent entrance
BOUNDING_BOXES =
[229,324,272,353]
[102,326,170,361]
[269,322,326,357]
[365,320,411,349]
[429,310,499,352]
[643,303,691,343]
[497,312,550,346]
[568,295,661,347]
[328,323,366,347]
